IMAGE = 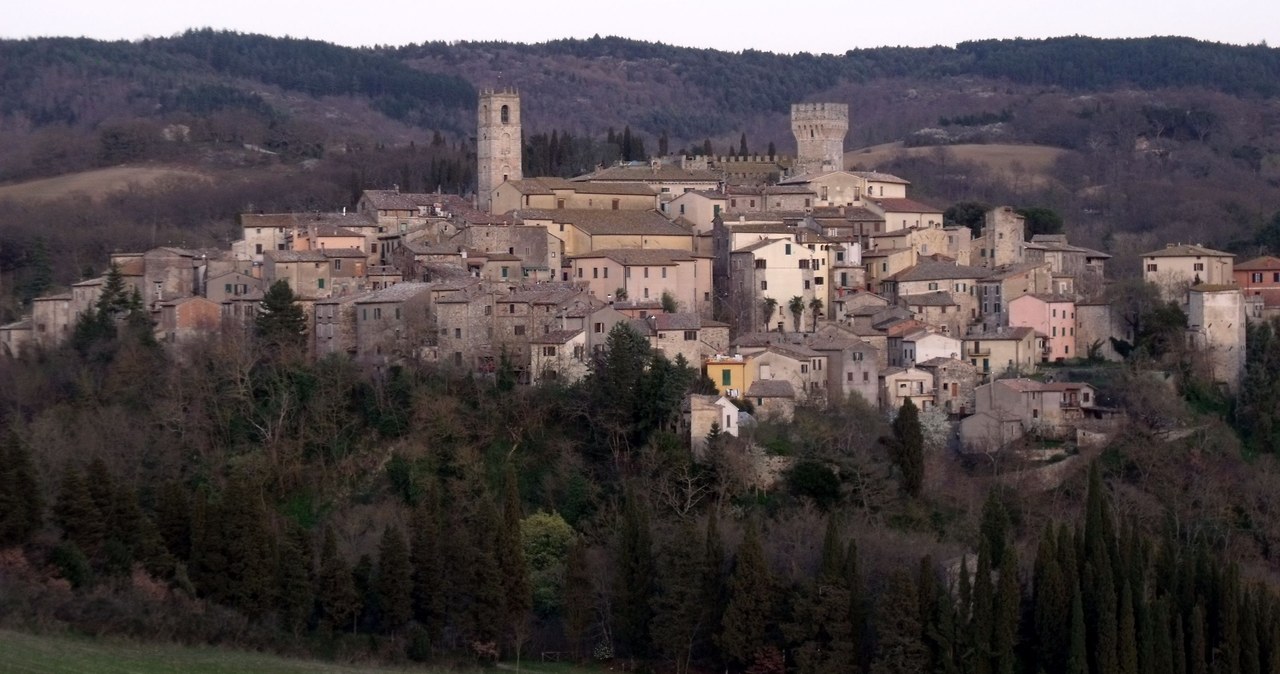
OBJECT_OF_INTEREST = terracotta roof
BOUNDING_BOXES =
[516,209,690,236]
[1017,293,1076,304]
[965,326,1036,340]
[725,224,796,235]
[650,313,704,331]
[354,282,433,303]
[746,379,795,398]
[570,248,705,265]
[361,190,444,210]
[1235,256,1280,271]
[872,198,943,213]
[1141,244,1233,258]
[322,248,368,259]
[240,212,378,228]
[507,177,657,196]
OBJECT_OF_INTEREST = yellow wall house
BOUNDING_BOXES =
[706,353,753,399]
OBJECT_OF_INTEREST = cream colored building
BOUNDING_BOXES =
[531,329,590,384]
[865,198,945,232]
[569,248,713,315]
[1142,244,1235,301]
[491,177,658,215]
[728,238,821,334]
[687,394,740,456]
[879,366,936,411]
[516,209,694,258]
[963,326,1039,378]
[571,163,722,198]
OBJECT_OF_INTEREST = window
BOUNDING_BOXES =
[500,105,509,124]
[661,268,667,279]
[593,268,598,279]
[395,307,401,320]
[928,282,939,291]
[863,372,869,382]
[612,199,620,210]
[754,259,767,269]
[224,283,232,294]
[721,370,732,386]
[454,328,462,338]
[760,281,768,291]
[543,346,557,357]
[801,364,808,373]
[803,280,811,290]
[799,260,810,270]
[514,325,526,336]
[255,243,263,254]
[361,308,367,320]
[815,277,824,285]
[318,278,325,289]
[593,322,604,334]
[484,305,492,315]
[1146,263,1158,272]
[501,266,509,278]
[374,308,383,320]
[684,330,697,341]
[1193,263,1205,271]
[643,268,649,279]
[785,243,792,255]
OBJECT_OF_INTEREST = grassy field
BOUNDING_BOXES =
[0,629,599,674]
[0,166,207,202]
[846,142,1071,185]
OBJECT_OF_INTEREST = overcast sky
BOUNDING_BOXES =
[5,0,1277,53]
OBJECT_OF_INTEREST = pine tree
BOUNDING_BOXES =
[890,399,924,496]
[871,569,928,674]
[276,523,314,636]
[465,498,505,645]
[53,464,102,558]
[562,537,594,661]
[256,280,307,353]
[613,487,655,658]
[1119,581,1138,674]
[377,524,413,633]
[317,527,359,632]
[0,433,42,546]
[221,477,274,618]
[718,519,775,668]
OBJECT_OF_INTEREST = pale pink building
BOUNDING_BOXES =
[1008,293,1075,362]
[568,248,713,315]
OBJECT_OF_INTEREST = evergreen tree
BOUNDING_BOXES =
[153,480,192,562]
[221,476,274,618]
[1119,581,1138,674]
[562,537,594,661]
[872,569,928,674]
[410,493,445,643]
[651,522,706,674]
[464,498,506,645]
[739,132,748,156]
[890,399,925,496]
[701,512,728,665]
[377,524,413,633]
[1067,584,1088,674]
[980,490,1011,568]
[845,539,864,664]
[499,466,532,650]
[1241,590,1260,674]
[992,545,1019,674]
[767,141,776,156]
[1153,599,1175,674]
[1033,526,1069,670]
[1189,604,1208,674]
[256,280,307,353]
[969,539,995,674]
[719,519,775,669]
[317,527,360,632]
[613,486,655,658]
[276,524,314,636]
[0,433,42,546]
[53,464,102,559]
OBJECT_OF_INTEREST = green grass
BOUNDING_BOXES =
[0,629,603,674]
[0,629,432,674]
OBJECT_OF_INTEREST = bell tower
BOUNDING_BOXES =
[477,88,522,213]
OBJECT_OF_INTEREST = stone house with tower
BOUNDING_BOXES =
[478,88,522,214]
[791,102,848,176]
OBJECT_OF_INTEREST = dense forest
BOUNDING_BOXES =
[4,268,1280,672]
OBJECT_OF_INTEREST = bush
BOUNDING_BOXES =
[52,542,93,589]
[786,461,841,510]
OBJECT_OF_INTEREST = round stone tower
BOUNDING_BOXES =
[477,88,522,213]
[790,102,848,175]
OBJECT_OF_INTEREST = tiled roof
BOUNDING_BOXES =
[964,326,1036,340]
[850,170,910,184]
[240,212,378,228]
[901,291,959,306]
[1190,284,1241,293]
[1141,244,1233,258]
[570,248,706,265]
[573,164,722,182]
[532,329,584,344]
[888,260,989,282]
[507,177,657,196]
[872,198,943,213]
[354,282,433,303]
[322,248,368,259]
[746,379,795,398]
[516,209,690,236]
[266,250,328,263]
[917,356,976,370]
[651,313,704,331]
[1235,256,1280,271]
[1019,293,1076,303]
[361,190,442,210]
[981,262,1048,281]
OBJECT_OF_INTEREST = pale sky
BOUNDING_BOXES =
[4,0,1276,53]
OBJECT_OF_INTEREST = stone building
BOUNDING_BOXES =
[971,206,1026,269]
[1186,284,1246,392]
[478,89,522,213]
[917,357,979,416]
[791,102,849,176]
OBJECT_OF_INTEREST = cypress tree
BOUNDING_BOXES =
[890,399,924,496]
[613,487,655,658]
[499,466,532,648]
[992,545,1019,674]
[1067,584,1088,674]
[409,491,444,641]
[153,480,192,562]
[1033,526,1069,670]
[701,512,728,663]
[970,539,995,674]
[352,554,377,633]
[845,538,864,664]
[377,524,413,633]
[276,523,313,636]
[221,477,274,618]
[1173,613,1187,674]
[465,498,506,645]
[718,518,774,669]
[1189,604,1208,674]
[980,490,1010,569]
[1138,589,1156,674]
[871,569,928,674]
[1119,581,1138,674]
[1241,589,1260,674]
[562,537,594,661]
[1153,599,1175,674]
[651,523,706,674]
[819,516,842,580]
[1219,566,1241,674]
[1087,560,1120,674]
[317,527,360,632]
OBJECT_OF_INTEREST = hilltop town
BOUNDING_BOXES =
[0,89,1260,457]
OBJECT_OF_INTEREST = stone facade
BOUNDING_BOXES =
[1187,285,1246,392]
[971,206,1026,269]
[791,103,848,175]
[478,89,522,213]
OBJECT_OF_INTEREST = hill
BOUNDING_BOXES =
[0,166,209,202]
[846,142,1072,187]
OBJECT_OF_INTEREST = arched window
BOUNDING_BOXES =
[501,105,510,124]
